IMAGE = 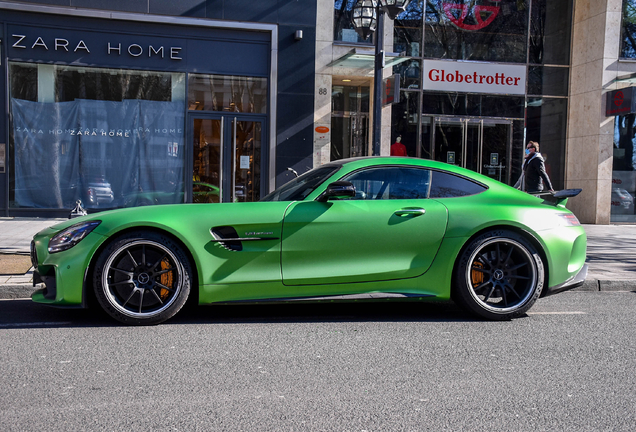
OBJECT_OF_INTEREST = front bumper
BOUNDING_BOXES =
[30,230,103,308]
[543,264,588,296]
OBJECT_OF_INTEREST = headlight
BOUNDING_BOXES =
[48,221,101,253]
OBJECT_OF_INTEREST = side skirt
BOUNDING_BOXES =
[207,292,436,305]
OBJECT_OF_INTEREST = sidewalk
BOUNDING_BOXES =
[0,218,635,299]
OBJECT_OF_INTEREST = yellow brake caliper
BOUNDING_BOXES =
[160,258,173,300]
[471,261,484,286]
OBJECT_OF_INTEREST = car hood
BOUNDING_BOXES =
[41,202,290,237]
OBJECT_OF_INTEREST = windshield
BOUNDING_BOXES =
[261,166,340,202]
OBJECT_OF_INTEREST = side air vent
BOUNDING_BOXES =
[210,226,243,252]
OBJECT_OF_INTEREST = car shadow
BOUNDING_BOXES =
[0,299,486,328]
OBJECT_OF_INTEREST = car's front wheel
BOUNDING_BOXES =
[453,230,544,320]
[93,231,192,325]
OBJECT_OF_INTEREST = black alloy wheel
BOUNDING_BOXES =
[93,231,192,325]
[453,230,544,320]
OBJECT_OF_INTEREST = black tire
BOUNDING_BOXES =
[453,230,544,320]
[93,231,192,325]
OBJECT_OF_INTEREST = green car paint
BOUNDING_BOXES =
[280,198,448,285]
[30,157,587,323]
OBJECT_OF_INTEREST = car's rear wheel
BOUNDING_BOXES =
[93,231,191,325]
[453,230,544,320]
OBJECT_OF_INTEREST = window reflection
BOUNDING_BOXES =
[334,0,374,44]
[390,92,420,157]
[394,0,424,57]
[424,0,529,63]
[332,85,370,161]
[9,62,185,210]
[187,74,267,113]
[529,0,572,65]
[621,0,636,58]
[612,115,636,221]
[527,66,569,96]
[421,92,525,118]
[525,97,567,190]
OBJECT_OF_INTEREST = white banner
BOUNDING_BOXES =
[423,59,526,95]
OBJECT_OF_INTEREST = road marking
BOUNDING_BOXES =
[0,298,32,301]
[0,322,72,327]
[527,311,586,315]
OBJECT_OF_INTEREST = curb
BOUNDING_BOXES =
[576,279,636,292]
[0,284,40,299]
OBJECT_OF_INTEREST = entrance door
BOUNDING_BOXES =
[189,115,265,203]
[432,117,512,183]
[331,115,369,160]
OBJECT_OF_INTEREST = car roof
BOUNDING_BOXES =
[324,156,486,178]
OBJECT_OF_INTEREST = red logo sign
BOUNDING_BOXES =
[614,91,625,107]
[443,0,501,31]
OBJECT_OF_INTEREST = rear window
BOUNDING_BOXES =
[429,171,486,198]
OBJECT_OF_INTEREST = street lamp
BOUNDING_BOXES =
[352,0,411,156]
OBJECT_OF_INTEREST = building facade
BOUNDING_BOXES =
[317,0,636,224]
[0,0,316,217]
[1,0,635,224]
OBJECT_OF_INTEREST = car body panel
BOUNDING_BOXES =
[30,157,587,313]
[91,202,289,286]
[281,199,448,285]
[436,186,587,288]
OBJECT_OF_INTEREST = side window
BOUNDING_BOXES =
[342,167,431,200]
[429,171,487,198]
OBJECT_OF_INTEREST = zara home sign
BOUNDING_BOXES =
[423,59,527,96]
[11,34,183,60]
[7,25,189,71]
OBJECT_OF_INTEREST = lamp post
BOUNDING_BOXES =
[352,0,411,156]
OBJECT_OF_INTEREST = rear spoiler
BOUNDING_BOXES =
[531,188,582,206]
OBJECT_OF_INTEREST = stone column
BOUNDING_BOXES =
[567,0,623,223]
[314,0,335,167]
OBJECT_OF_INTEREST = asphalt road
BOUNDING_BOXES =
[1,292,635,431]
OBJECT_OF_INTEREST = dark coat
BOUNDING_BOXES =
[523,153,553,192]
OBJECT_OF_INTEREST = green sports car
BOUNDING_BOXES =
[30,157,587,325]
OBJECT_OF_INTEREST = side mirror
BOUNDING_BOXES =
[317,181,356,202]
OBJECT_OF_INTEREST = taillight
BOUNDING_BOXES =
[558,213,581,226]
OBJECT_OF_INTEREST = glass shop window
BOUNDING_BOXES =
[424,0,529,63]
[529,0,573,65]
[334,0,375,44]
[525,97,567,191]
[8,62,186,210]
[393,0,424,57]
[187,74,267,113]
[621,0,636,58]
[612,114,636,222]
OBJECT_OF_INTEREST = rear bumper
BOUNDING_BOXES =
[543,264,588,297]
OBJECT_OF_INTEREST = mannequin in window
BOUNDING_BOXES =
[391,136,407,156]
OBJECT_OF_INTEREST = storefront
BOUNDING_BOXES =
[0,5,277,217]
[329,0,572,190]
[610,88,636,222]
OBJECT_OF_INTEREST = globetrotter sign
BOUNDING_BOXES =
[423,59,527,95]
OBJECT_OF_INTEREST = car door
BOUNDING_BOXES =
[281,166,448,286]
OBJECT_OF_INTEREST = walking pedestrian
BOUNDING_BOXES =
[515,141,554,193]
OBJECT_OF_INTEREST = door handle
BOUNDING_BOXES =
[394,208,426,217]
